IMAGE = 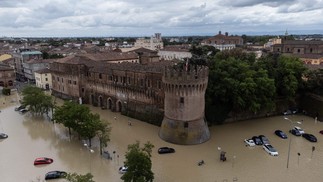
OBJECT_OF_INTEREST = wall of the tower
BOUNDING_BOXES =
[159,65,210,145]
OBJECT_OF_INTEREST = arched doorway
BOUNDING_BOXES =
[108,99,112,110]
[45,83,49,90]
[117,101,122,112]
[99,96,103,108]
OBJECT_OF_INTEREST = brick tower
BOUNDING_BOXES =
[159,64,210,145]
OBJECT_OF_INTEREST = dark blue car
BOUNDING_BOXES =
[275,130,288,139]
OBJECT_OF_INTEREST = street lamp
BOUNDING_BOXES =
[284,117,302,169]
[84,143,95,173]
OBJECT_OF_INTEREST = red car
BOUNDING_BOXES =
[34,157,53,165]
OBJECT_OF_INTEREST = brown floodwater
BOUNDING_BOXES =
[0,91,323,182]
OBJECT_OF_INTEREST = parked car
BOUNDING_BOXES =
[19,108,28,114]
[259,135,270,145]
[34,157,53,165]
[0,133,8,139]
[263,144,278,156]
[244,139,255,147]
[283,110,292,115]
[320,130,323,135]
[275,130,288,139]
[302,133,317,142]
[119,166,128,174]
[14,105,25,111]
[252,136,263,145]
[289,129,301,136]
[158,147,175,154]
[45,171,67,180]
[293,126,305,134]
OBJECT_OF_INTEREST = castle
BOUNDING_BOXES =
[50,49,210,145]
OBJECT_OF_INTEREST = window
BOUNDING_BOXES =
[180,97,184,104]
[310,48,313,53]
[82,88,85,93]
[148,80,151,87]
[68,80,71,84]
[297,49,300,53]
[99,73,102,79]
[52,75,55,80]
[45,78,48,81]
[57,77,59,81]
[128,77,131,84]
[73,81,77,85]
[158,81,162,89]
[61,78,64,83]
[140,79,144,87]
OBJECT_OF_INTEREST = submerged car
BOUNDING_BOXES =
[45,171,67,180]
[259,135,270,145]
[263,144,278,156]
[14,105,26,111]
[293,126,305,134]
[0,133,8,139]
[289,129,301,136]
[275,130,288,139]
[252,136,263,145]
[244,139,255,147]
[119,166,128,174]
[19,108,28,114]
[34,157,53,165]
[302,133,317,142]
[158,147,175,154]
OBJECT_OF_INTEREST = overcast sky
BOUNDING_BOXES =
[1,0,323,37]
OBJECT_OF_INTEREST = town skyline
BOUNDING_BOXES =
[1,0,323,37]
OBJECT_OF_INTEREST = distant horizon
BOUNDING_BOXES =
[1,0,322,39]
[1,30,323,39]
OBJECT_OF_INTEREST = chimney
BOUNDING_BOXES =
[219,31,222,35]
[225,32,228,36]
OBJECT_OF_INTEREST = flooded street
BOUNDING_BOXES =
[1,91,323,182]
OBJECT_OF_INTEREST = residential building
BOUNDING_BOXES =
[158,45,192,60]
[23,59,54,83]
[201,31,243,51]
[12,49,43,82]
[0,63,15,89]
[34,68,52,90]
[134,33,164,50]
[272,40,323,65]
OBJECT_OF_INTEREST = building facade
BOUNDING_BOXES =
[158,45,192,61]
[12,49,43,82]
[34,68,52,90]
[0,63,15,89]
[272,40,323,65]
[134,33,164,51]
[201,31,243,51]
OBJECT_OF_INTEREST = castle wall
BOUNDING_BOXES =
[159,65,210,145]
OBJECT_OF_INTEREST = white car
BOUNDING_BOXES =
[119,166,128,174]
[294,126,305,134]
[263,144,278,156]
[244,139,255,147]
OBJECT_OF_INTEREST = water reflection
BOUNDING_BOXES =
[0,92,323,182]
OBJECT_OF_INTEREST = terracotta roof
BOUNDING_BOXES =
[26,59,55,64]
[34,68,51,74]
[90,60,177,74]
[0,63,14,71]
[282,40,323,45]
[283,53,323,59]
[81,52,138,61]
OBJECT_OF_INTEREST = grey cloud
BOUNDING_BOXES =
[220,0,296,7]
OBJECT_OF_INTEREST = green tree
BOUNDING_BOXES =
[206,49,276,124]
[304,68,323,95]
[21,85,54,115]
[96,121,112,155]
[121,141,154,182]
[65,172,95,182]
[53,101,111,147]
[257,53,307,100]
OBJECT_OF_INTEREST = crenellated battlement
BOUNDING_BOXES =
[163,64,208,84]
[160,64,210,145]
